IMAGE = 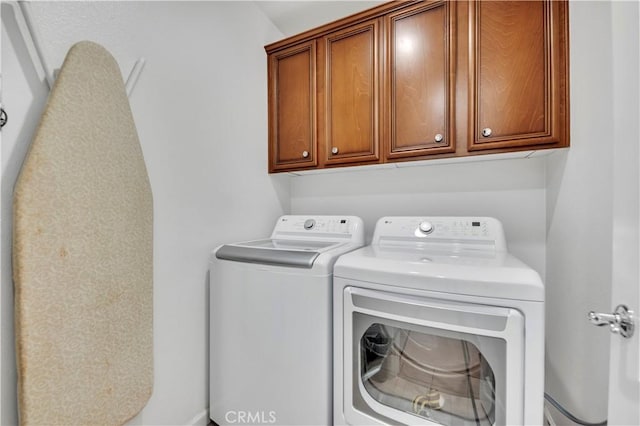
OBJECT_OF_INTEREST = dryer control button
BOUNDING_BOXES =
[304,219,316,230]
[418,221,434,234]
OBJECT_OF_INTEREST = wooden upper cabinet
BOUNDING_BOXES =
[318,19,380,166]
[384,1,456,161]
[264,0,570,173]
[468,0,569,151]
[268,40,317,172]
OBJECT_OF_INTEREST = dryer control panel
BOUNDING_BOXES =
[373,216,507,251]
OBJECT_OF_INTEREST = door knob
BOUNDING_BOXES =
[482,128,492,137]
[331,147,339,155]
[302,150,309,158]
[434,134,444,143]
[588,304,634,338]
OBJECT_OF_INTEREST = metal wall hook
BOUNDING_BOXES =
[16,2,145,97]
[0,108,7,129]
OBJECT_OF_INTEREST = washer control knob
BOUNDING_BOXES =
[304,219,316,230]
[418,221,434,234]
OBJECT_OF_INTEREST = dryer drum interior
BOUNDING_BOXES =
[360,323,498,425]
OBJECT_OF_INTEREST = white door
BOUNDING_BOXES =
[607,1,640,424]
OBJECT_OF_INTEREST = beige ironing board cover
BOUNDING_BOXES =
[13,41,153,425]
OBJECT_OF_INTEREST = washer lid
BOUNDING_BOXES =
[215,215,365,269]
[215,238,343,268]
[334,245,544,301]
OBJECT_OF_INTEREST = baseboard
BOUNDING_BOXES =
[186,409,209,426]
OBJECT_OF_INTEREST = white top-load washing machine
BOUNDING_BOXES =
[333,217,544,426]
[210,215,364,426]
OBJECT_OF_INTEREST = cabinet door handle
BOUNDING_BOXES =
[482,128,492,137]
[331,147,339,155]
[434,134,444,143]
[302,151,309,158]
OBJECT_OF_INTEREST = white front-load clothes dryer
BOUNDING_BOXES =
[333,217,544,426]
[210,215,364,426]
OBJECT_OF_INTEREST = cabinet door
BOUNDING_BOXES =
[468,0,569,150]
[319,19,380,166]
[385,1,456,161]
[268,41,317,172]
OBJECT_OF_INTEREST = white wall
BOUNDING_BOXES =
[1,2,288,425]
[1,4,51,422]
[256,1,386,37]
[544,1,618,423]
[291,157,548,278]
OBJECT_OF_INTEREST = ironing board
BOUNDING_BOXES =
[13,41,153,425]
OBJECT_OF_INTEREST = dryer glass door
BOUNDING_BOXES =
[361,323,498,425]
[344,287,525,426]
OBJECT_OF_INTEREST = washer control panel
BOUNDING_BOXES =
[373,216,507,251]
[273,215,364,238]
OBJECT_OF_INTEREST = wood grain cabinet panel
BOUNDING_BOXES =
[268,41,317,172]
[264,0,569,173]
[468,0,569,150]
[385,1,456,160]
[319,19,380,166]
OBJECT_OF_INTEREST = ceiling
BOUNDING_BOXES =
[255,1,386,37]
